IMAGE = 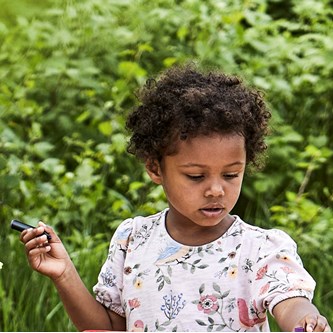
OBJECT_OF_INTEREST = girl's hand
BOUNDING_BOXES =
[20,221,72,281]
[274,296,331,332]
[295,314,331,332]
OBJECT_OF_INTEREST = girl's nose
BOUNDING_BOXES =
[204,181,225,197]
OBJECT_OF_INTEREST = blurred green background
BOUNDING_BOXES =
[0,0,332,331]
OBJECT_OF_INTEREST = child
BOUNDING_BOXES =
[20,65,330,332]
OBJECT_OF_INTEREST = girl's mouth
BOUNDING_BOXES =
[200,207,224,218]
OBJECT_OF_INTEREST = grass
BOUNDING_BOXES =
[0,0,53,26]
[0,230,109,331]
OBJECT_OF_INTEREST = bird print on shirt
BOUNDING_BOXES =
[155,242,191,265]
[115,226,132,251]
[237,298,266,327]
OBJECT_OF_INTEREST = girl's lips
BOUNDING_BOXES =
[200,207,224,218]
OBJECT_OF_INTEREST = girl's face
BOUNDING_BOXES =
[146,134,246,245]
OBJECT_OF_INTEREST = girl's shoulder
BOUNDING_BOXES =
[234,216,293,239]
[231,216,297,253]
[113,209,167,241]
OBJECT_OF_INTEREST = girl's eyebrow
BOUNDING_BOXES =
[179,161,245,168]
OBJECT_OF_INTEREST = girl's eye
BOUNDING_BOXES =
[187,175,204,181]
[224,174,238,179]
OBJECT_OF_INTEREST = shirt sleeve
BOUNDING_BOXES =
[93,218,133,317]
[251,228,316,315]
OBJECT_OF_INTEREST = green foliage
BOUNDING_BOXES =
[0,0,332,331]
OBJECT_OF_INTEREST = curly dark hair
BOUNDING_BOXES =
[126,64,271,168]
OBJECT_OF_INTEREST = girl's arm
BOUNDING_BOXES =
[53,260,126,331]
[273,297,331,332]
[21,222,126,331]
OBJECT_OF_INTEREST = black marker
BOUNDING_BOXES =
[10,219,52,241]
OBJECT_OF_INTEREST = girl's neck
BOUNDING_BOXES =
[165,211,235,246]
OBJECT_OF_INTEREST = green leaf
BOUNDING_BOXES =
[213,282,221,292]
[98,121,113,136]
[39,158,65,175]
[196,320,207,326]
[30,142,54,158]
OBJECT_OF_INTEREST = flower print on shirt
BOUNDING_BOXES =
[254,248,314,300]
[127,298,143,330]
[130,320,145,332]
[276,252,290,262]
[128,298,141,310]
[215,264,238,280]
[131,214,163,250]
[134,278,143,289]
[242,258,254,273]
[215,244,241,279]
[124,266,132,275]
[228,251,237,259]
[192,283,239,332]
[100,268,116,287]
[95,289,113,309]
[160,291,186,320]
[125,263,150,290]
[228,265,238,279]
[197,294,219,315]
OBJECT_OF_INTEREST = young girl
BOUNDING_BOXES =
[21,65,330,332]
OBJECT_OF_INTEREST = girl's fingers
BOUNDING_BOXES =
[27,244,52,257]
[304,315,331,332]
[37,221,57,241]
[20,224,51,243]
[324,324,331,332]
[24,233,49,252]
[20,228,33,242]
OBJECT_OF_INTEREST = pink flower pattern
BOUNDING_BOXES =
[128,298,141,310]
[197,295,219,314]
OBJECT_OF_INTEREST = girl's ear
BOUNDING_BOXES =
[145,159,162,185]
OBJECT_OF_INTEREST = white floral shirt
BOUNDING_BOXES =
[93,209,315,332]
